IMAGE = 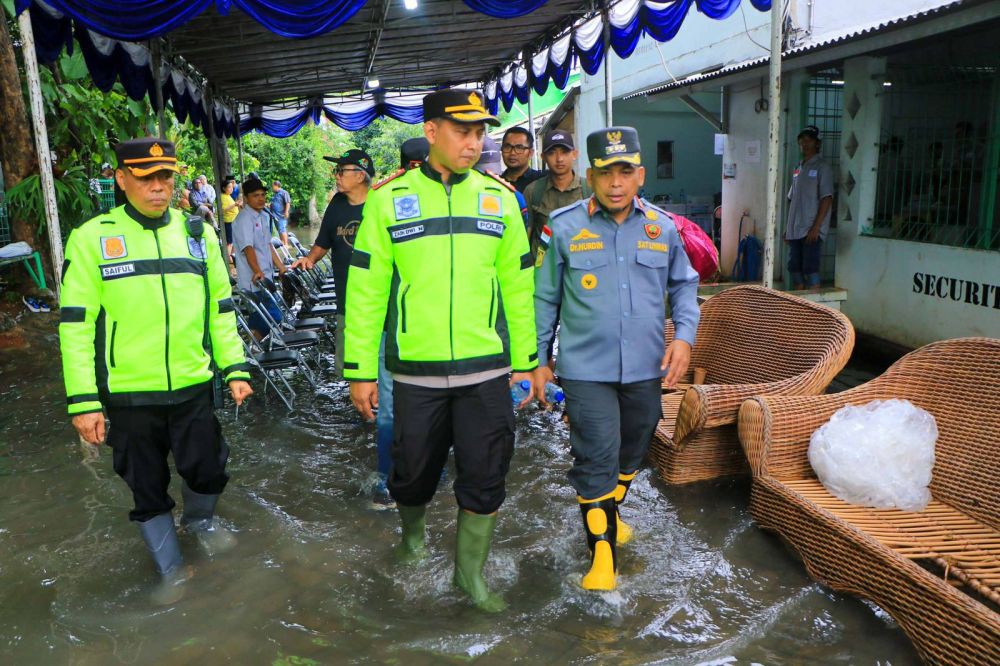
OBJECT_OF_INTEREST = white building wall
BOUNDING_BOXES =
[835,55,1000,347]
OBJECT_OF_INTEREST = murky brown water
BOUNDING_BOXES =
[0,307,920,665]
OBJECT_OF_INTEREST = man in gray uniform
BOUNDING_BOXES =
[233,176,285,339]
[785,125,834,290]
[532,127,700,592]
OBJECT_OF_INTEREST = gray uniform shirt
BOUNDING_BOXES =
[534,197,701,383]
[785,154,835,241]
[232,206,274,293]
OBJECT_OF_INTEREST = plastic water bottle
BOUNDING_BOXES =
[544,382,565,404]
[510,380,532,405]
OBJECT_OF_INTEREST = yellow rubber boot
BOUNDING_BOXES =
[578,492,618,591]
[614,471,637,545]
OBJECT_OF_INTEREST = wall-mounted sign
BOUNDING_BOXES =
[723,163,737,179]
[913,272,1000,309]
[744,140,761,163]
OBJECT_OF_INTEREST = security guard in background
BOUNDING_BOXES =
[532,127,700,591]
[345,89,538,612]
[59,138,253,603]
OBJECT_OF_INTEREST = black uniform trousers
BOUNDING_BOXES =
[106,385,229,522]
[389,374,515,515]
[560,378,663,499]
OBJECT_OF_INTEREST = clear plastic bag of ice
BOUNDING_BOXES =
[808,399,937,512]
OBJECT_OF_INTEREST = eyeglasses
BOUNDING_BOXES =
[335,166,365,175]
[501,144,531,154]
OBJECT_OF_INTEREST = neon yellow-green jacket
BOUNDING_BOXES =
[59,204,251,415]
[344,164,538,381]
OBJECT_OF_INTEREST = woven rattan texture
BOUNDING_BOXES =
[651,286,855,485]
[740,337,1000,665]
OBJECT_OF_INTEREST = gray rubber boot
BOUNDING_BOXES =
[137,512,187,605]
[181,483,237,556]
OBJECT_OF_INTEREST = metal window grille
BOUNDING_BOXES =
[0,202,10,245]
[872,62,1000,251]
[97,178,116,213]
[784,69,842,283]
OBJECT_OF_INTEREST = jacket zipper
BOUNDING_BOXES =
[109,321,118,368]
[488,278,496,328]
[153,228,172,392]
[400,284,410,333]
[446,186,455,361]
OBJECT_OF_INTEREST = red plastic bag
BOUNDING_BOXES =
[669,213,719,281]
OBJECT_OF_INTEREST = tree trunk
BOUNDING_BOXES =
[0,16,51,283]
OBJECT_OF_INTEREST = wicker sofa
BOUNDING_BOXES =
[649,285,855,485]
[738,337,1000,665]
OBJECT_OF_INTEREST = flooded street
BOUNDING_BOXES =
[0,315,919,665]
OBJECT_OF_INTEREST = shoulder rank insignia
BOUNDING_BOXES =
[483,169,516,193]
[373,168,406,191]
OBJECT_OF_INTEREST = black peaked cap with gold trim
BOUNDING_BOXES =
[586,126,642,168]
[423,89,499,126]
[114,138,180,177]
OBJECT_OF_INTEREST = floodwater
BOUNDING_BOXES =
[0,316,920,665]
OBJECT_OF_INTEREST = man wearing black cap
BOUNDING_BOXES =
[523,130,591,261]
[344,88,538,612]
[233,176,287,340]
[531,126,700,592]
[58,138,252,603]
[785,125,834,290]
[292,149,374,377]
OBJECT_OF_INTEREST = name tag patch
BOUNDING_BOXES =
[390,224,424,240]
[102,263,135,279]
[808,169,818,177]
[100,235,127,260]
[393,194,420,220]
[476,220,504,236]
[570,241,604,252]
[637,241,668,252]
[478,193,502,217]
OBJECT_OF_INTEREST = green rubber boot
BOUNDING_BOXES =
[395,504,429,564]
[453,510,506,613]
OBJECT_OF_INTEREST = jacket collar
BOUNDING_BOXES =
[124,202,170,230]
[420,161,470,186]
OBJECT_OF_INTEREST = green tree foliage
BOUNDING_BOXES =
[3,23,159,232]
[239,123,341,222]
[349,118,424,179]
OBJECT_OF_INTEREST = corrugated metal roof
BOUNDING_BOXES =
[622,0,972,99]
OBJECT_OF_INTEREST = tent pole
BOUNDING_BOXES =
[527,86,537,170]
[17,10,62,298]
[762,0,783,289]
[602,4,613,126]
[234,103,245,182]
[150,39,167,139]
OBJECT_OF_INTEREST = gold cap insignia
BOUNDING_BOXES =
[149,143,164,157]
[468,92,481,107]
[607,130,622,144]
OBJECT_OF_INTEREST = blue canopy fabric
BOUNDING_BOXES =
[240,93,427,137]
[15,0,368,41]
[16,0,565,40]
[462,0,549,18]
[15,0,771,136]
[486,0,770,113]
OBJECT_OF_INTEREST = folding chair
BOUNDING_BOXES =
[236,290,322,378]
[235,311,301,410]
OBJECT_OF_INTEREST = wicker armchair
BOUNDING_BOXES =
[738,337,1000,665]
[649,285,855,484]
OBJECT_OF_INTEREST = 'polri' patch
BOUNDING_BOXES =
[393,194,420,220]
